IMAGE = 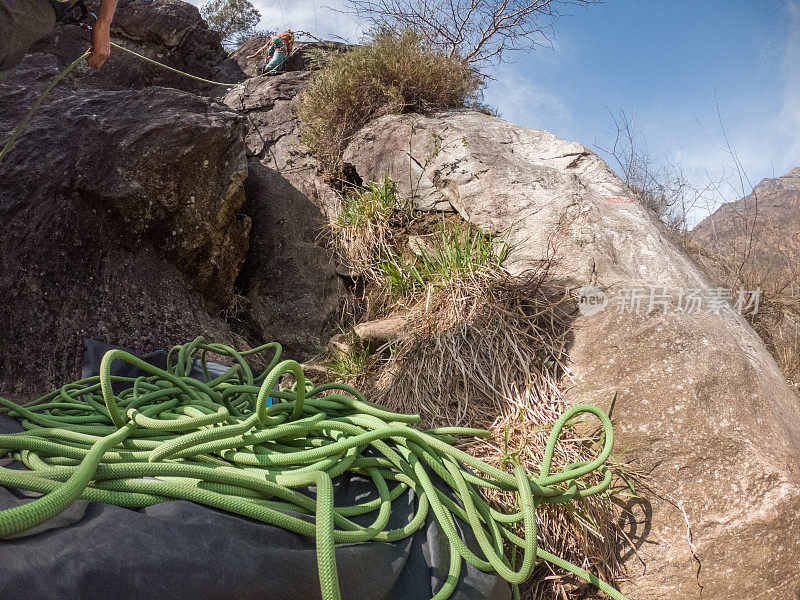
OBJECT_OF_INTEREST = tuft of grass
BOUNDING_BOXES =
[297,28,481,175]
[377,252,425,299]
[417,216,510,282]
[337,178,399,230]
[331,177,403,284]
[376,216,510,302]
[325,338,371,381]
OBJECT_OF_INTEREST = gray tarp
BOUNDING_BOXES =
[0,340,511,600]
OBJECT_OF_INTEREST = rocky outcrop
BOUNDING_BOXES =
[691,168,800,388]
[9,2,797,594]
[223,70,341,355]
[30,0,244,92]
[236,159,339,358]
[692,167,800,282]
[343,110,800,599]
[3,0,343,391]
[0,54,250,398]
[222,70,330,205]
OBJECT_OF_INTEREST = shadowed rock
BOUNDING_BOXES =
[235,159,340,359]
[0,54,249,397]
[221,68,342,359]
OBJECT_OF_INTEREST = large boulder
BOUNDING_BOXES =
[236,160,340,358]
[343,109,800,599]
[0,54,250,398]
[30,0,244,92]
[222,71,342,357]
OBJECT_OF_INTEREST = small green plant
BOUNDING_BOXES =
[417,217,509,282]
[298,28,481,174]
[337,178,399,230]
[375,217,509,300]
[331,177,405,282]
[325,339,371,380]
[377,250,426,296]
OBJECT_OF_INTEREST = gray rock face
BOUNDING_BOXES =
[0,54,249,397]
[236,159,340,359]
[222,71,341,357]
[223,70,329,206]
[344,110,800,599]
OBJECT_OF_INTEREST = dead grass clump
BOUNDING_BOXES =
[750,295,800,388]
[369,266,625,598]
[461,385,623,599]
[331,178,402,279]
[375,268,566,424]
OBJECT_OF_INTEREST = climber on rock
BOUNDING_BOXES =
[0,0,118,72]
[246,30,294,76]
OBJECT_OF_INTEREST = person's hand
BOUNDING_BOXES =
[87,21,112,67]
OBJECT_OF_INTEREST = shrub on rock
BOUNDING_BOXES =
[297,28,481,175]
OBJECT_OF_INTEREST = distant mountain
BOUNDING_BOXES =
[691,167,800,284]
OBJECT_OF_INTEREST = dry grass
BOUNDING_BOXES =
[325,174,630,598]
[331,178,402,280]
[750,297,800,388]
[461,385,625,599]
[366,266,626,598]
[374,268,567,424]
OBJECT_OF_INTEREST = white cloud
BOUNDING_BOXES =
[186,0,362,41]
[482,63,573,138]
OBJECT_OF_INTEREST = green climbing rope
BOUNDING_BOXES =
[108,42,239,87]
[0,51,91,165]
[0,338,628,600]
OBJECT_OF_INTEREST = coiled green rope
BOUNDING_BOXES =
[0,338,628,600]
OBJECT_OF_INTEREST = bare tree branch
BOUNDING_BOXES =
[343,0,598,65]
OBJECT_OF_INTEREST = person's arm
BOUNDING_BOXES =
[245,42,269,60]
[87,0,118,68]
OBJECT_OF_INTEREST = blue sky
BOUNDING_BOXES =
[481,1,800,217]
[191,0,800,222]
